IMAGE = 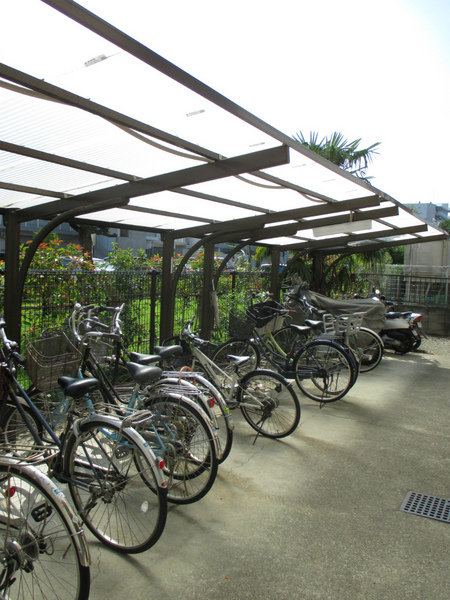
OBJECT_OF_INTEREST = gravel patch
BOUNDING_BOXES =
[414,334,450,357]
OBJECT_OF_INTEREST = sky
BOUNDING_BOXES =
[2,0,450,209]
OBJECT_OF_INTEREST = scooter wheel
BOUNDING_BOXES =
[395,332,415,354]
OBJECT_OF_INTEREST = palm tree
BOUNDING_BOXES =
[292,131,380,181]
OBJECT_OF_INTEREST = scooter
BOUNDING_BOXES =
[357,290,426,353]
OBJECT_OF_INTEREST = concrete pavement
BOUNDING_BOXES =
[88,344,450,600]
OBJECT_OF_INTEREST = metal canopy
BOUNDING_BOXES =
[0,0,447,254]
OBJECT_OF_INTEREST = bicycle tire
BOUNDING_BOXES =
[148,376,233,464]
[236,369,301,438]
[211,339,260,385]
[63,417,168,554]
[142,396,219,504]
[293,340,354,403]
[0,462,90,600]
[269,326,310,361]
[1,403,44,456]
[350,327,384,372]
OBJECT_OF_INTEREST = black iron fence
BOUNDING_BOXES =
[0,269,270,351]
[1,267,448,351]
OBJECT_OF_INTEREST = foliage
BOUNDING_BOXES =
[292,131,381,180]
[438,219,450,234]
[20,234,94,271]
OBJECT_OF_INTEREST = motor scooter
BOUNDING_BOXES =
[359,290,426,353]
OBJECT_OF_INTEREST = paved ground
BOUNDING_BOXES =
[88,342,450,600]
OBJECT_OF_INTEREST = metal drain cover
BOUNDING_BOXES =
[400,491,450,523]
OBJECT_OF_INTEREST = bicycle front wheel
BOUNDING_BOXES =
[211,339,260,386]
[64,418,167,554]
[237,370,301,438]
[294,340,354,403]
[0,462,90,600]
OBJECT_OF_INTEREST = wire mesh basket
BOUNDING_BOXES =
[88,338,115,365]
[26,333,82,392]
[228,310,255,339]
[246,301,286,334]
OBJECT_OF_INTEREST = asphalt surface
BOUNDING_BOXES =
[88,344,450,600]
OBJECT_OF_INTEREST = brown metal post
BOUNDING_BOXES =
[269,247,281,300]
[3,211,21,346]
[200,241,215,340]
[159,235,175,342]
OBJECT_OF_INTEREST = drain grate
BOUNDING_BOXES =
[400,491,450,523]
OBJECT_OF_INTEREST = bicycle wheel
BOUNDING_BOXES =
[236,370,301,438]
[1,403,44,457]
[142,396,219,504]
[0,462,90,600]
[63,417,167,554]
[269,326,310,361]
[147,376,233,464]
[293,340,354,403]
[211,339,260,386]
[350,327,384,372]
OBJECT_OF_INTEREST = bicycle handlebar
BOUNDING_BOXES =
[0,319,26,365]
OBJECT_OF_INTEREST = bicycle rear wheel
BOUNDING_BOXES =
[0,462,90,600]
[64,417,167,554]
[148,376,233,464]
[142,397,219,504]
[237,370,301,438]
[350,327,384,372]
[294,340,354,403]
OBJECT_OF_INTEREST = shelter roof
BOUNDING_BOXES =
[0,0,447,253]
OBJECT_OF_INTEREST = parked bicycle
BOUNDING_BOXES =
[0,318,168,555]
[0,449,91,600]
[170,316,302,441]
[282,293,384,372]
[70,302,234,466]
[212,300,358,404]
[66,303,220,504]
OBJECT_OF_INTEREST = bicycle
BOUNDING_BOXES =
[0,449,91,600]
[172,316,301,442]
[63,304,220,504]
[282,293,384,373]
[212,300,358,404]
[0,318,168,555]
[70,302,233,467]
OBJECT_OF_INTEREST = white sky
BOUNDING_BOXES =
[3,0,450,208]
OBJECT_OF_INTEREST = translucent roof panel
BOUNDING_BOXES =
[0,0,446,252]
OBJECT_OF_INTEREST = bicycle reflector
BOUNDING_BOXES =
[209,397,215,408]
[157,457,165,471]
[5,485,15,498]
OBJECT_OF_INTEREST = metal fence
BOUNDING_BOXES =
[357,271,450,306]
[1,267,448,351]
[0,269,269,352]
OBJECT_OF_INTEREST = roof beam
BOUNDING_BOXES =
[41,0,376,199]
[0,140,136,182]
[19,145,289,221]
[286,224,428,252]
[316,234,448,256]
[171,195,381,239]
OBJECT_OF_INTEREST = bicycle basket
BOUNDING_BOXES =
[26,333,82,392]
[88,338,115,365]
[228,310,255,339]
[246,300,285,334]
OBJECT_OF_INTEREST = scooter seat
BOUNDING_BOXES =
[386,311,411,319]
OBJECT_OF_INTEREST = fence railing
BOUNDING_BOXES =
[357,272,450,306]
[1,267,448,351]
[1,269,269,352]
